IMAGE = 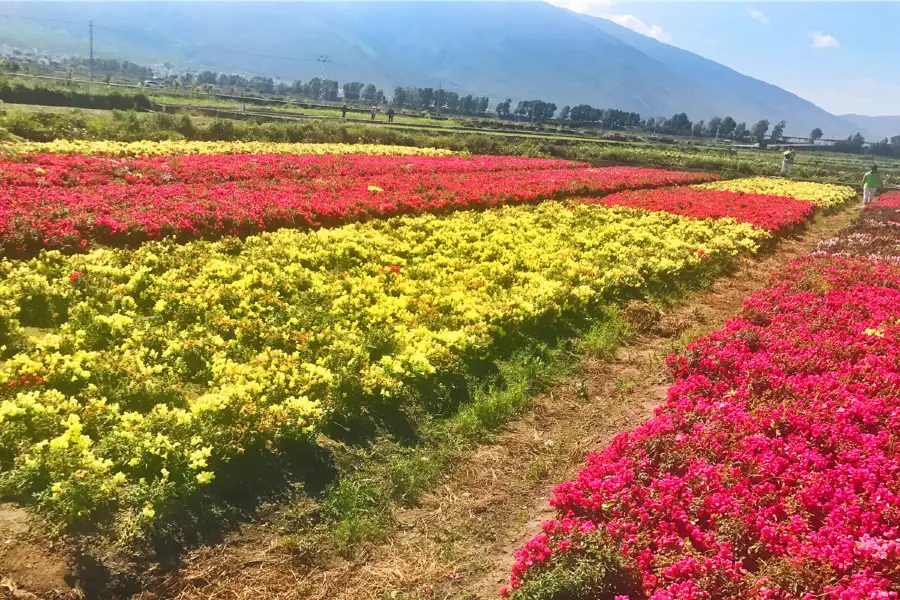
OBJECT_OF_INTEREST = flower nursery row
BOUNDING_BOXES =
[589,186,816,233]
[697,177,857,208]
[1,154,582,187]
[0,161,718,255]
[817,191,900,261]
[0,200,769,530]
[10,140,460,157]
[505,196,900,600]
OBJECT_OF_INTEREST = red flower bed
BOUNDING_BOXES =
[874,191,900,208]
[0,154,584,187]
[0,156,717,255]
[587,187,816,233]
[507,253,900,599]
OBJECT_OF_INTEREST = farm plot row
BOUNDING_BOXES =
[507,198,900,600]
[0,181,848,535]
[10,140,460,157]
[0,142,854,540]
[0,154,716,255]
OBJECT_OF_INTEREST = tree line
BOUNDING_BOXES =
[7,55,897,147]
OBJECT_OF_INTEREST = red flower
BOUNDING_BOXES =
[1,153,718,255]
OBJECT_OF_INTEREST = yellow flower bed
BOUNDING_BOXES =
[696,177,857,208]
[12,140,458,157]
[0,202,766,527]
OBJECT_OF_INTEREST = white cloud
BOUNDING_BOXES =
[747,9,770,25]
[546,0,617,18]
[810,31,839,49]
[604,14,673,43]
[546,0,672,43]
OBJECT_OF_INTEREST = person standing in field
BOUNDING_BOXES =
[341,103,348,119]
[782,148,795,175]
[863,165,882,205]
[387,108,395,123]
[370,106,377,120]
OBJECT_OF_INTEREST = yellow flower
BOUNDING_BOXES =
[0,200,770,523]
[696,178,856,208]
[14,140,458,158]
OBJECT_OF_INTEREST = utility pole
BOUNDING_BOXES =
[88,19,94,86]
[317,55,330,101]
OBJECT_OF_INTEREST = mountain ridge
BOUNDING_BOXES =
[0,1,872,138]
[839,114,900,140]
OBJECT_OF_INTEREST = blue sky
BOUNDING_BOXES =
[546,0,900,116]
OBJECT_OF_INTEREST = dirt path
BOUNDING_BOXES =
[136,204,859,600]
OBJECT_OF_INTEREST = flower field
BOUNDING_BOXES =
[0,201,770,526]
[504,195,900,600]
[589,187,816,233]
[696,177,857,208]
[0,153,718,255]
[0,141,856,542]
[817,192,900,261]
[10,140,460,157]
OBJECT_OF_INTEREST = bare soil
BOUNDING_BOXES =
[1,204,861,600]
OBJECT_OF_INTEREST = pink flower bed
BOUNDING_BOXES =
[507,253,900,599]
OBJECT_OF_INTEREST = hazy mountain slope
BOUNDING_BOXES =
[579,13,871,139]
[0,1,868,137]
[840,115,900,140]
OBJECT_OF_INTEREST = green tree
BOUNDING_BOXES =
[705,116,723,138]
[419,87,434,108]
[496,98,512,117]
[197,70,218,85]
[720,117,737,138]
[570,104,599,123]
[770,120,786,143]
[870,138,895,157]
[692,121,704,137]
[734,122,748,140]
[751,119,770,143]
[445,92,460,113]
[559,105,571,121]
[392,87,408,106]
[342,82,365,101]
[362,84,377,102]
[809,127,824,143]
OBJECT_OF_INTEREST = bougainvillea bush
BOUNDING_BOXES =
[506,202,900,600]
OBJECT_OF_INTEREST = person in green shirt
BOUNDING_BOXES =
[863,165,883,205]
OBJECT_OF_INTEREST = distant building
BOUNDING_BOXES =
[143,80,162,89]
